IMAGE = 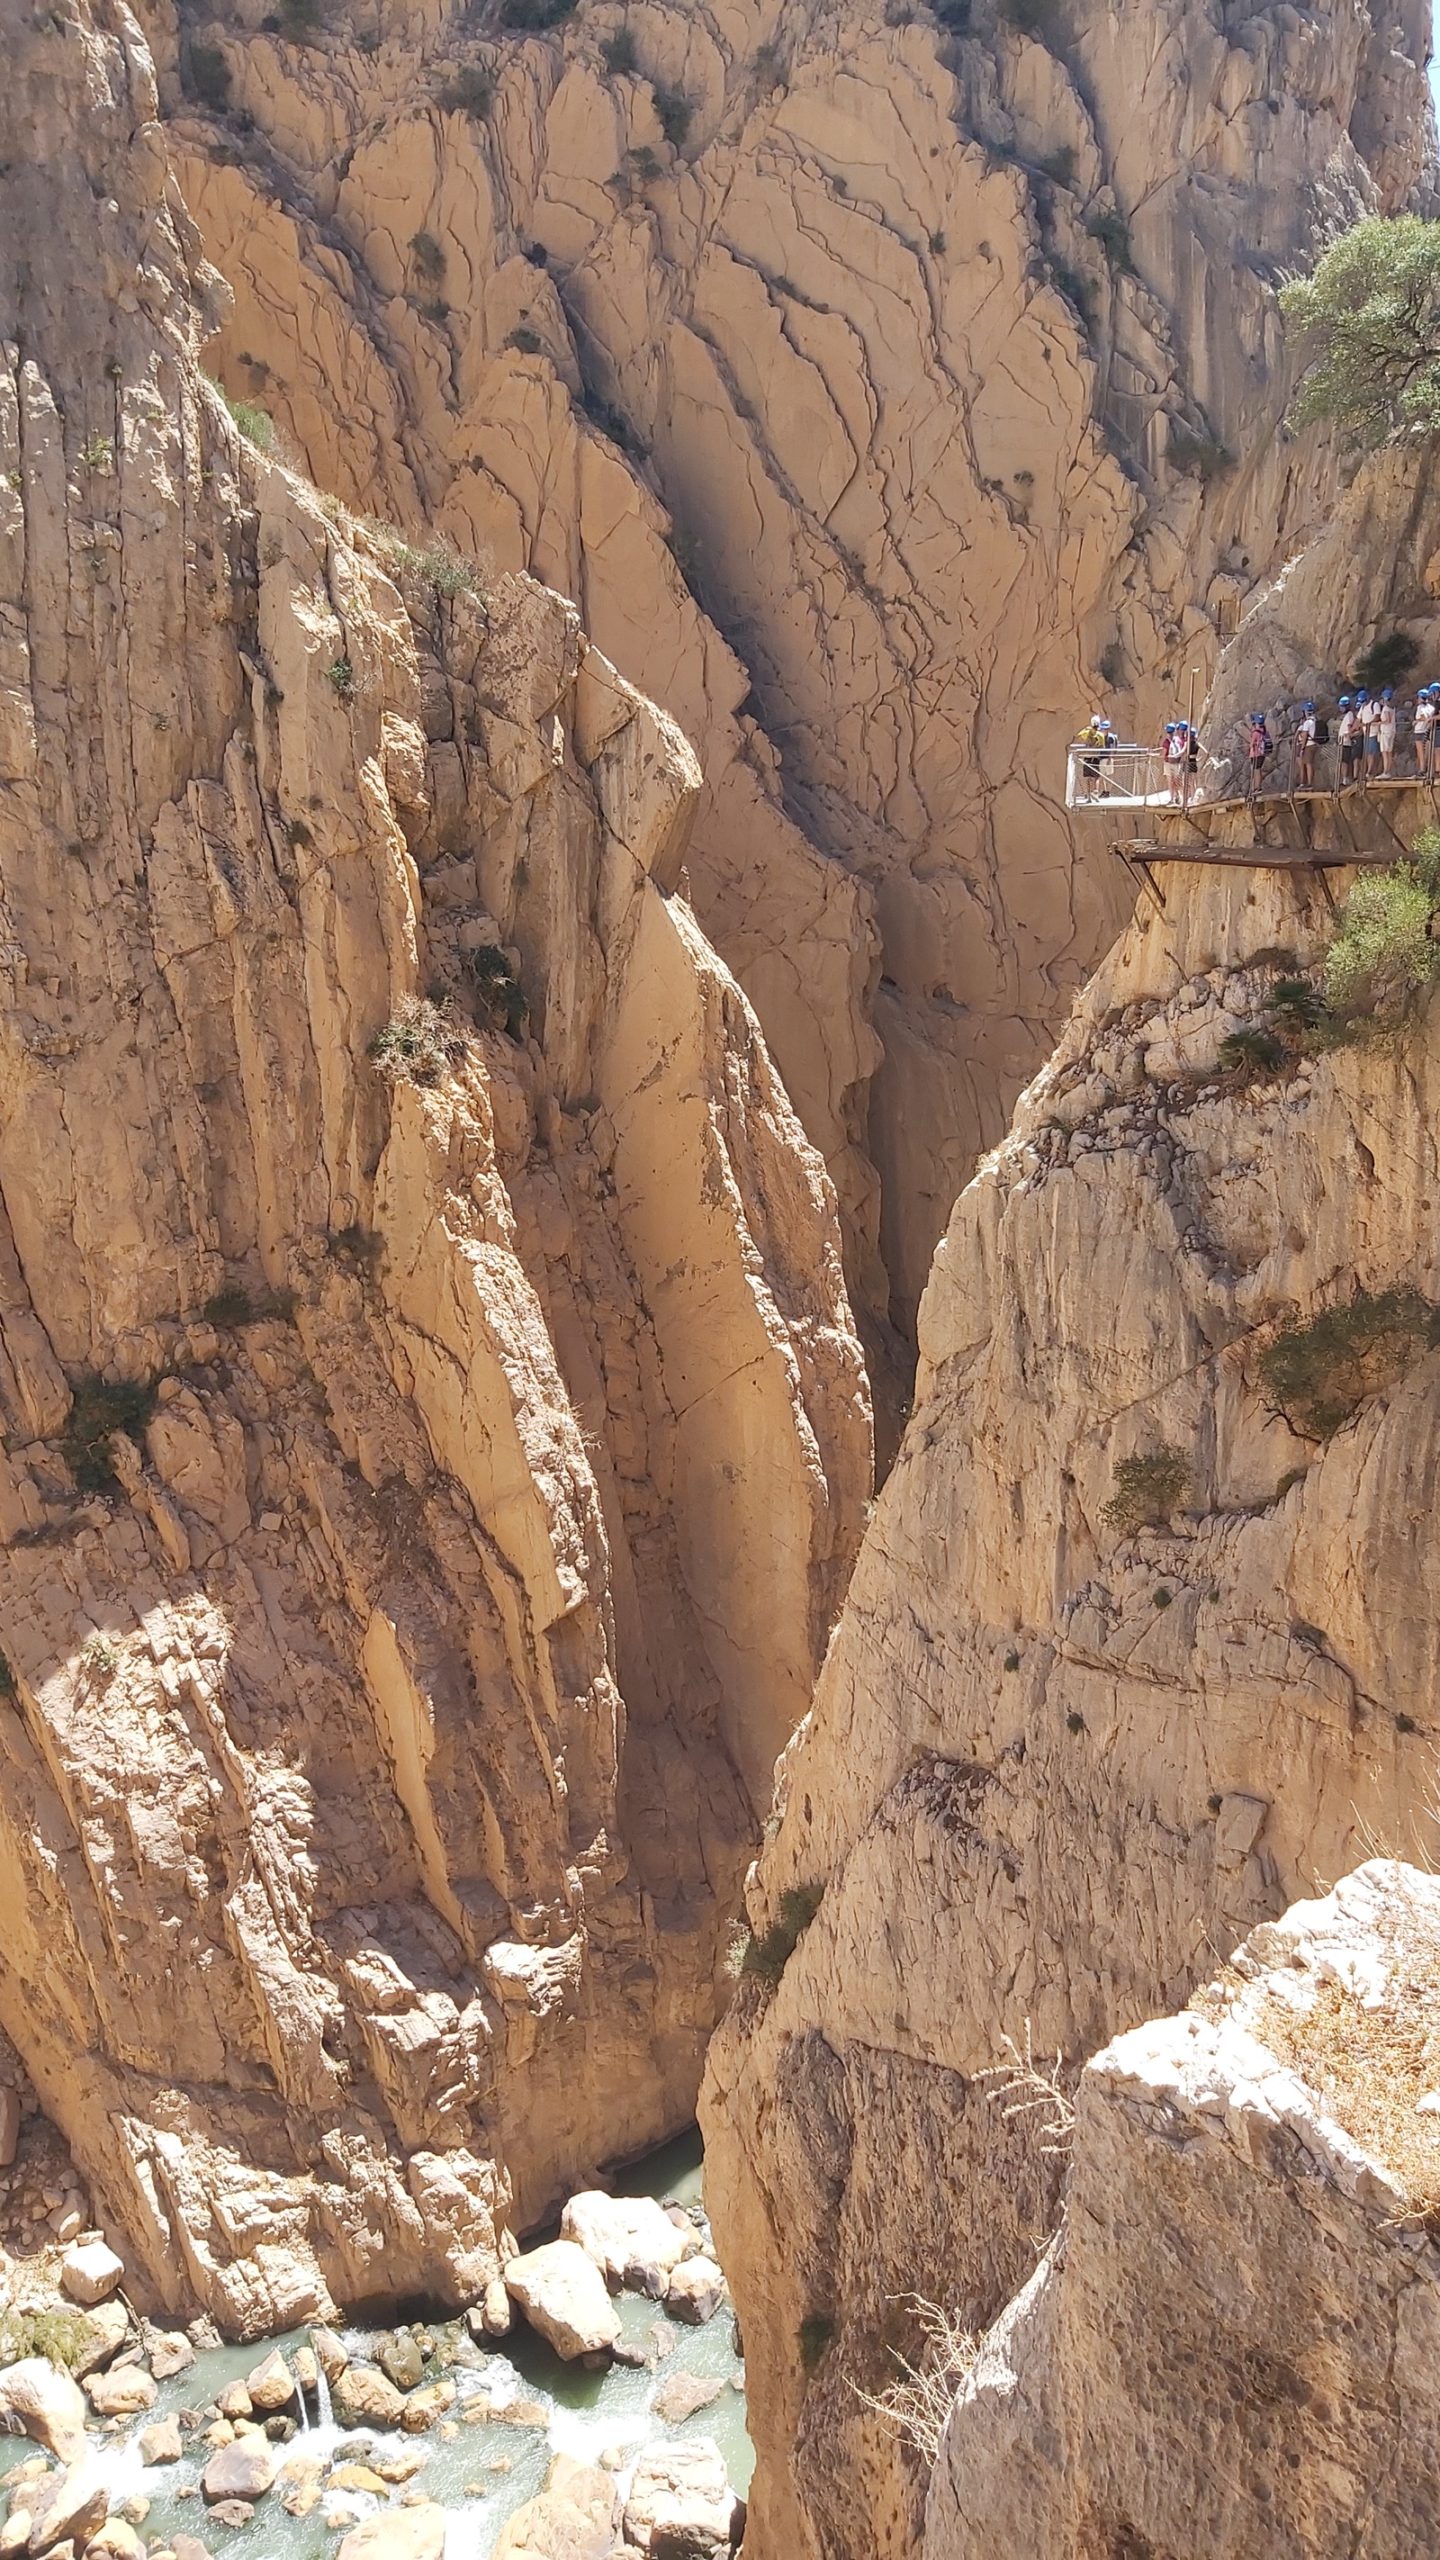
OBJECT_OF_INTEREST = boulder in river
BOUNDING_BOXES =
[493,2455,620,2560]
[244,2352,295,2413]
[331,2364,407,2430]
[58,2245,123,2309]
[560,2194,693,2296]
[24,2459,110,2557]
[335,2501,448,2560]
[137,2418,183,2467]
[309,2328,348,2383]
[200,2440,277,2505]
[504,2241,621,2361]
[83,2369,154,2420]
[399,2381,454,2435]
[465,2279,512,2343]
[664,2261,727,2327]
[622,2442,743,2557]
[375,2333,424,2394]
[143,2332,194,2383]
[70,2306,129,2383]
[84,2518,145,2560]
[326,2466,387,2498]
[649,2372,724,2425]
[0,2360,89,2463]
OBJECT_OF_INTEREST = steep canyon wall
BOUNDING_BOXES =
[0,0,869,2336]
[146,0,1432,1333]
[704,804,1440,2552]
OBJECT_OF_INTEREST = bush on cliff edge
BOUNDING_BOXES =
[1281,216,1440,447]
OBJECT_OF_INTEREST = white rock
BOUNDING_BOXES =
[0,2359,90,2462]
[665,2257,727,2325]
[560,2192,692,2292]
[504,2240,622,2361]
[59,2241,124,2307]
[24,2458,110,2556]
[622,2440,742,2556]
[244,2349,296,2412]
[335,2501,448,2560]
[84,2365,155,2418]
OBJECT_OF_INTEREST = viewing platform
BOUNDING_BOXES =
[1065,744,1440,911]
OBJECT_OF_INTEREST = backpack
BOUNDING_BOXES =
[1313,714,1330,745]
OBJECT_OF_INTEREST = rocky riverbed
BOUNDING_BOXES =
[0,2139,748,2560]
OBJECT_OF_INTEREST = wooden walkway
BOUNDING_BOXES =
[1109,834,1408,917]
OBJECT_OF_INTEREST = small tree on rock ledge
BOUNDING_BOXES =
[1280,216,1440,447]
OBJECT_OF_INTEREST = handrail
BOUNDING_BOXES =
[1070,734,1440,815]
[1065,743,1170,811]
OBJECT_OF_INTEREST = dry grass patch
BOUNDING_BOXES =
[853,2296,979,2462]
[1253,1917,1440,2230]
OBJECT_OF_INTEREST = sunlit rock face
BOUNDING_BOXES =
[704,827,1440,2555]
[0,0,869,2337]
[144,0,1432,1337]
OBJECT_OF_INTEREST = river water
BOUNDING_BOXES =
[0,2132,751,2558]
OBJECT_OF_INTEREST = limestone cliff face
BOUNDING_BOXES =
[1207,435,1440,779]
[0,0,869,2337]
[703,826,1440,2554]
[927,1861,1440,2560]
[140,0,1431,1332]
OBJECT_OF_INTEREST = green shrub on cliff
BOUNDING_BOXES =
[730,1882,825,1985]
[1102,1447,1189,1536]
[1323,832,1440,1025]
[1259,1291,1440,1440]
[1280,216,1440,446]
[0,2308,104,2371]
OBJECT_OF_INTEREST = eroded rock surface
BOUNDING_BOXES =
[704,835,1440,2555]
[927,1862,1440,2560]
[0,0,869,2336]
[142,0,1432,1330]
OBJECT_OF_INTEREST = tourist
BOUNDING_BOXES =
[1246,711,1271,796]
[1076,711,1108,801]
[1163,721,1186,805]
[1312,699,1331,785]
[1378,687,1398,777]
[1183,719,1201,804]
[1293,701,1317,790]
[1404,680,1424,778]
[1337,695,1358,787]
[1360,689,1383,781]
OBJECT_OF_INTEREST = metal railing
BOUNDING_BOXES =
[1069,735,1440,814]
[1064,744,1170,810]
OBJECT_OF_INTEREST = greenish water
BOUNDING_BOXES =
[0,2132,750,2558]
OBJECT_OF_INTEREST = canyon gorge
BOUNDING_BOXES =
[4,0,1440,2556]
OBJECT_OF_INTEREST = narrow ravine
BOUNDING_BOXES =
[0,2140,748,2560]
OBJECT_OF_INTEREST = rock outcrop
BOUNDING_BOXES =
[0,0,868,2336]
[142,0,1433,1332]
[704,821,1440,2553]
[927,1860,1440,2560]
